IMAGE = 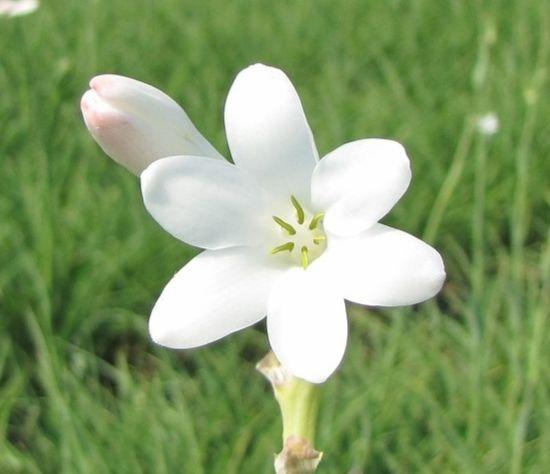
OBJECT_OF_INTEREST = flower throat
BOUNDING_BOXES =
[270,195,326,269]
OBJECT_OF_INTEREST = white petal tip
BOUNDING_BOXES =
[292,370,330,384]
[278,355,339,384]
[148,318,179,349]
[242,62,276,73]
[414,251,446,302]
[80,89,96,114]
[80,89,127,130]
[426,262,446,297]
[80,90,100,128]
[148,302,191,350]
[149,324,167,347]
[89,74,116,94]
[235,63,288,83]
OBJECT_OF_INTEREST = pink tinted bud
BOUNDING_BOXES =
[81,74,223,175]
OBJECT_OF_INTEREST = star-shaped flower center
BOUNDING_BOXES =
[270,195,326,269]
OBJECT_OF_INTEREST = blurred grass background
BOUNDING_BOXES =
[0,0,549,472]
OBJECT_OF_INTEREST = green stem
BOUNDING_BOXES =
[278,377,320,442]
[257,353,323,473]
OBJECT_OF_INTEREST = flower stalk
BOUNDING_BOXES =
[257,352,323,473]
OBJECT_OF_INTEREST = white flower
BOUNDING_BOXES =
[81,74,223,174]
[477,112,500,136]
[0,0,39,17]
[83,64,446,383]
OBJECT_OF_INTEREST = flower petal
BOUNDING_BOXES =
[311,139,411,236]
[150,247,284,349]
[81,74,223,174]
[224,64,318,206]
[267,267,347,383]
[319,224,445,306]
[141,155,272,250]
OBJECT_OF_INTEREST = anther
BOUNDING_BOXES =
[271,242,295,254]
[300,246,310,269]
[290,195,305,224]
[273,216,296,235]
[312,235,326,245]
[309,213,324,230]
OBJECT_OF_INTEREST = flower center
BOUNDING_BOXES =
[270,195,327,269]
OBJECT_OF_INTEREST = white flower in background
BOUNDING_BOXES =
[477,112,500,136]
[0,0,38,17]
[81,64,446,383]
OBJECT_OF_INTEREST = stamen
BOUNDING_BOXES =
[300,246,310,269]
[308,213,324,230]
[312,235,326,245]
[290,195,305,224]
[271,242,295,254]
[273,216,296,235]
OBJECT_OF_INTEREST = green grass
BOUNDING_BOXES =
[0,0,549,472]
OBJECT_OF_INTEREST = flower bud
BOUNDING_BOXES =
[81,74,223,175]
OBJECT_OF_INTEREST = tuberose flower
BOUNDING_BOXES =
[82,64,445,383]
